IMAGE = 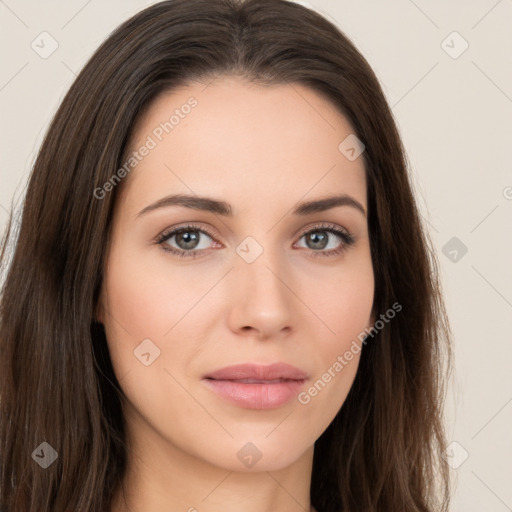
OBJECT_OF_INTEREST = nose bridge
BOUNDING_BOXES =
[229,237,294,335]
[237,241,288,303]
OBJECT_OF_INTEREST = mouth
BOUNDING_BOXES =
[214,378,290,384]
[202,363,308,410]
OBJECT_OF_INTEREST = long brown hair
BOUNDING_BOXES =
[0,0,453,510]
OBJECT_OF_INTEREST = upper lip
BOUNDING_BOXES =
[203,363,308,381]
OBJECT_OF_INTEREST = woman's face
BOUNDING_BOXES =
[97,76,375,472]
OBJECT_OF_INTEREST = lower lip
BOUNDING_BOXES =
[203,378,306,409]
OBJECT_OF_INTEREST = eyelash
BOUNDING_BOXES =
[155,222,356,259]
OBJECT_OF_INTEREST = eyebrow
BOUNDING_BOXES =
[137,193,366,218]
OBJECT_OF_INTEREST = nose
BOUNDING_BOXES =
[227,252,294,340]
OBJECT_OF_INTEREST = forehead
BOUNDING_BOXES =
[120,76,367,216]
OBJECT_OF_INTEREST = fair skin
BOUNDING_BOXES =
[97,76,376,512]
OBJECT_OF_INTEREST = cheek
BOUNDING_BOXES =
[100,247,218,387]
[296,257,373,420]
[102,247,214,339]
[305,254,374,348]
[100,249,218,430]
[295,297,370,440]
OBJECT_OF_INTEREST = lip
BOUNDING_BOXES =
[202,363,309,410]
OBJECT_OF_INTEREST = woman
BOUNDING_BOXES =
[0,0,453,510]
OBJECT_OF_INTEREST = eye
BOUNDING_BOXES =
[155,222,356,259]
[156,224,218,258]
[294,223,355,258]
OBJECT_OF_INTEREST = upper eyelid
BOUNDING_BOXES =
[158,223,217,241]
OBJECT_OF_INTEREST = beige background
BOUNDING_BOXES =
[1,0,511,510]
